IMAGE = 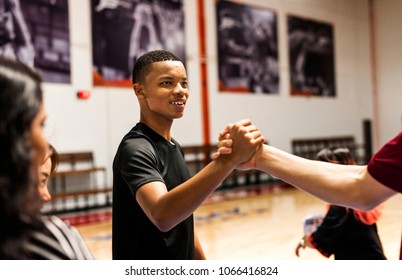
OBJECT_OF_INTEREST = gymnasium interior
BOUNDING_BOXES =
[6,0,402,261]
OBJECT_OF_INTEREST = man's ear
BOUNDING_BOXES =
[133,83,144,97]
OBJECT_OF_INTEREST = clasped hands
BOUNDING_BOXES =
[213,119,265,169]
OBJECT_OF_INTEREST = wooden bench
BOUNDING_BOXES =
[44,151,112,215]
[291,136,367,163]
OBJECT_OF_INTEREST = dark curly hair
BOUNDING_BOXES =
[0,56,44,259]
[131,50,182,84]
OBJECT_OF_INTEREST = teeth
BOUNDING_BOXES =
[171,101,185,105]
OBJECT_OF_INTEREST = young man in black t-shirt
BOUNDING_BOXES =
[112,50,264,260]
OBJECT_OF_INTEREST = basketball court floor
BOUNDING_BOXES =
[69,184,402,260]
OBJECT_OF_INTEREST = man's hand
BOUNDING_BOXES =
[295,237,307,257]
[212,123,233,160]
[213,120,264,169]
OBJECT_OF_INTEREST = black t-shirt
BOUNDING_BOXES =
[112,123,194,259]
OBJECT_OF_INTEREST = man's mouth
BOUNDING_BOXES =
[171,100,186,105]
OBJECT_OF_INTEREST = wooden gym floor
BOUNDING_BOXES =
[71,184,402,260]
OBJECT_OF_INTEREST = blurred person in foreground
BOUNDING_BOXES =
[0,55,92,259]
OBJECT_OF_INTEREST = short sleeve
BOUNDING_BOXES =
[118,138,164,195]
[367,132,402,193]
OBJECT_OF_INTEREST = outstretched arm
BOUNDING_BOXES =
[254,144,396,210]
[214,124,396,211]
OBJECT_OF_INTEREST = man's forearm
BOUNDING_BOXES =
[254,144,373,208]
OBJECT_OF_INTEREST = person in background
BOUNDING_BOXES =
[38,143,58,208]
[112,50,264,260]
[0,55,92,259]
[295,147,386,260]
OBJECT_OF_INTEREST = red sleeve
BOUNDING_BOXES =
[367,132,402,193]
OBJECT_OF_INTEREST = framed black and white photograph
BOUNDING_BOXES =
[0,0,71,84]
[91,0,185,87]
[288,15,336,97]
[216,0,279,94]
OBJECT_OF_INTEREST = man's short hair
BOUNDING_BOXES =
[132,50,182,84]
